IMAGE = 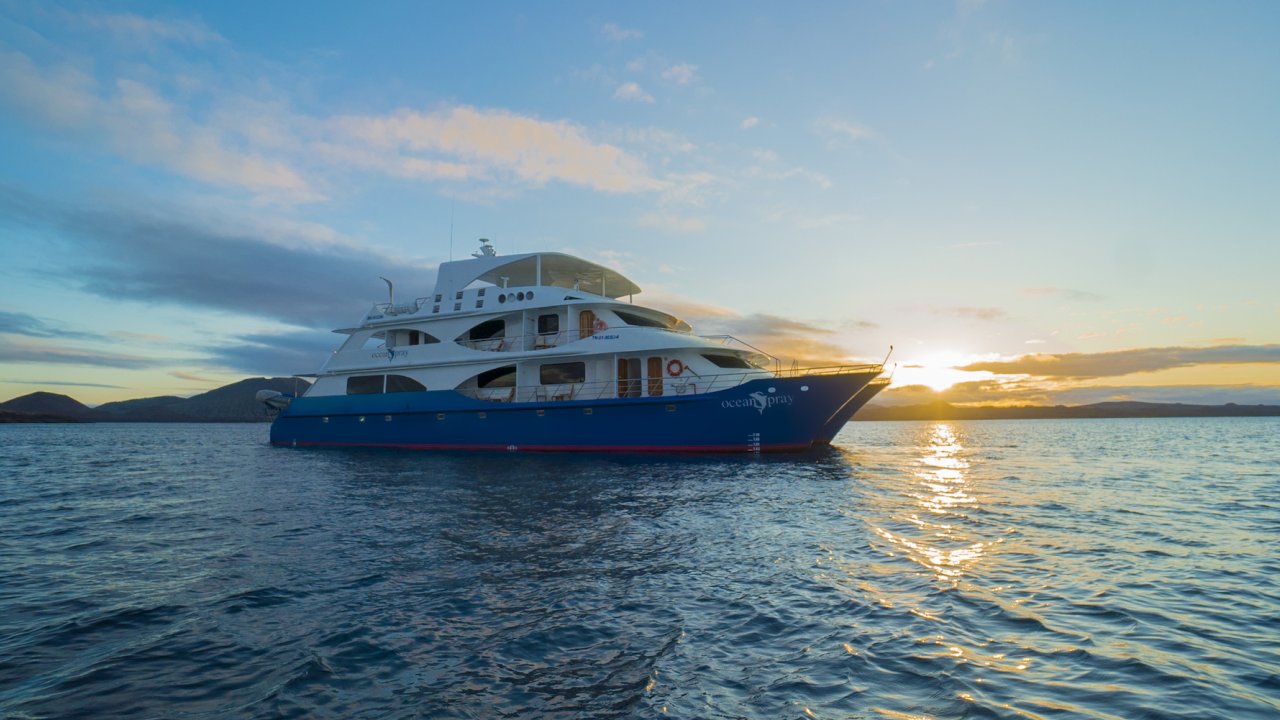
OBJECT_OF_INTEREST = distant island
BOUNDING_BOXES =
[0,378,307,423]
[2,378,1278,423]
[852,401,1280,421]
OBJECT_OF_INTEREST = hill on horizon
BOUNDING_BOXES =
[0,378,308,423]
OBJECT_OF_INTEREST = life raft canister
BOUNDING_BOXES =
[666,358,684,376]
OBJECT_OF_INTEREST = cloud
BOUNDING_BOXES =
[0,49,320,204]
[0,339,163,369]
[878,378,1280,407]
[639,212,706,233]
[328,105,662,193]
[71,12,225,48]
[1019,287,1104,302]
[928,305,1007,321]
[613,81,655,104]
[0,185,430,329]
[1,25,668,202]
[661,63,699,85]
[0,311,102,341]
[959,344,1280,379]
[740,116,759,129]
[2,379,128,389]
[601,22,643,42]
[813,116,876,144]
[205,330,338,376]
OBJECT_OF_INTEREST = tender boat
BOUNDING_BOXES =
[265,240,888,452]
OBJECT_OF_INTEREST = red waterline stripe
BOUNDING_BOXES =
[271,440,815,453]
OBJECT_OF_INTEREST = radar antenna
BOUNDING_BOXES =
[379,276,394,307]
[472,238,497,258]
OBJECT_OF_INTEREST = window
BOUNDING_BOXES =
[614,309,667,328]
[540,362,586,385]
[406,330,439,346]
[477,365,517,388]
[346,375,384,394]
[538,314,559,335]
[386,374,426,393]
[702,353,752,369]
[468,319,505,341]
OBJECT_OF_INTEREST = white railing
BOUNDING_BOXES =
[455,364,884,404]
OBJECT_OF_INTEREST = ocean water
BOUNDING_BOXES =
[1,419,1277,719]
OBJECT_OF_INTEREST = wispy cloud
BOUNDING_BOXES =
[0,185,429,329]
[601,22,643,42]
[879,378,1280,407]
[205,330,337,376]
[927,305,1008,321]
[328,105,662,193]
[1019,287,1104,302]
[813,116,876,144]
[0,21,669,203]
[0,49,320,203]
[70,12,225,48]
[960,344,1280,378]
[0,339,164,369]
[2,378,128,389]
[639,212,706,233]
[740,116,759,129]
[614,81,655,104]
[661,63,699,85]
[0,311,102,341]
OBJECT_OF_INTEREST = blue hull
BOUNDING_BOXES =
[269,371,880,453]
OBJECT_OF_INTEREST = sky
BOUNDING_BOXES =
[1,0,1278,407]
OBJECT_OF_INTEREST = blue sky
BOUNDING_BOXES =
[1,0,1278,406]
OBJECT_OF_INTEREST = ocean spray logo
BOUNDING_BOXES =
[371,350,408,361]
[721,387,794,414]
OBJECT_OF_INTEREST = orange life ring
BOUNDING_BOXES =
[666,358,684,376]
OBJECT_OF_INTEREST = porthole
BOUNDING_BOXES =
[384,415,392,422]
[478,411,487,419]
[358,416,366,423]
[436,413,445,420]
[322,417,329,423]
[536,409,545,417]
[517,291,525,301]
[498,294,506,303]
[583,408,593,415]
[527,291,534,301]
[666,404,676,412]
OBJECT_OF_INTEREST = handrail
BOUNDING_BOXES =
[455,364,884,404]
[701,334,781,373]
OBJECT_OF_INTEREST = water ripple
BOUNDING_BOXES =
[1,419,1278,718]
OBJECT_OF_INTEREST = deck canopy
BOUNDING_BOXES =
[433,252,642,299]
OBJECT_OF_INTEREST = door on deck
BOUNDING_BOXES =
[579,310,596,340]
[647,357,664,397]
[617,357,641,398]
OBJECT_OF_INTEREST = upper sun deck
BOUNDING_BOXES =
[349,243,646,331]
[434,247,642,301]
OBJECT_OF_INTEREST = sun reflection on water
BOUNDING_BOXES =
[872,423,996,582]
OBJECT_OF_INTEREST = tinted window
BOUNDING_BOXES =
[540,362,586,384]
[614,310,667,328]
[538,314,559,334]
[347,375,384,394]
[702,353,752,369]
[477,366,517,388]
[468,319,505,341]
[386,374,426,393]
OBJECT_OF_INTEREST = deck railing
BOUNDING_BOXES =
[455,364,884,404]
